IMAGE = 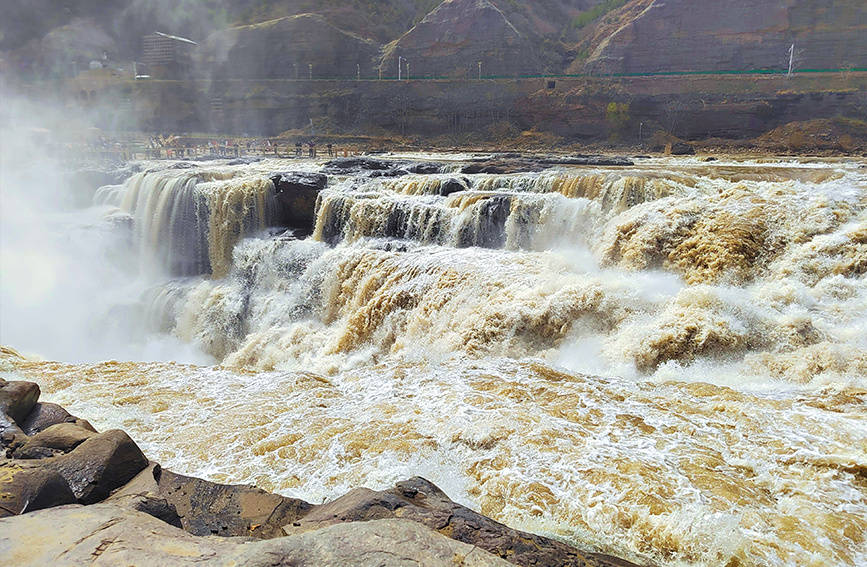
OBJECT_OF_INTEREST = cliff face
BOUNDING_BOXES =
[381,0,542,79]
[202,14,380,80]
[5,0,866,81]
[580,0,867,75]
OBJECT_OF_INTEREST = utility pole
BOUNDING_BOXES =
[357,63,360,81]
[406,62,410,80]
[398,56,404,81]
[787,43,795,78]
[308,63,313,80]
[478,61,482,80]
[639,122,643,146]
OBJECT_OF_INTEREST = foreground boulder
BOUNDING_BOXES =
[0,503,512,567]
[287,477,643,567]
[12,422,96,459]
[110,462,311,538]
[0,461,76,517]
[0,379,39,425]
[20,402,73,435]
[42,429,148,504]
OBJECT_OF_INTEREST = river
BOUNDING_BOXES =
[2,153,866,566]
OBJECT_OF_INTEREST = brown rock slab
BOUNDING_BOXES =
[288,477,648,567]
[0,460,76,517]
[0,380,40,424]
[110,462,312,538]
[0,503,512,566]
[43,429,148,504]
[12,422,96,458]
[20,402,73,435]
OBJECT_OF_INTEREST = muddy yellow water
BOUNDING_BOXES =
[3,156,867,566]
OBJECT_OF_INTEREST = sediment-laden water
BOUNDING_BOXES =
[2,155,866,567]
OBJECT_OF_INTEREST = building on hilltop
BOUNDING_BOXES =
[141,32,197,79]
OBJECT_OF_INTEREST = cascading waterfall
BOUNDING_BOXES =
[109,166,278,277]
[11,156,867,567]
[312,170,684,250]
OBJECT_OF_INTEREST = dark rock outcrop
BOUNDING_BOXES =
[110,462,311,539]
[270,172,328,233]
[324,158,447,178]
[324,157,396,172]
[405,162,445,174]
[288,477,643,567]
[670,142,696,156]
[439,178,468,196]
[461,160,545,175]
[539,155,635,166]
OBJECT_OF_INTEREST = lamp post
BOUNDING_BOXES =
[406,62,410,80]
[357,63,360,81]
[478,61,482,80]
[398,56,404,81]
[308,63,312,80]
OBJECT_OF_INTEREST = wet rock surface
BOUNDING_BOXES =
[41,430,149,503]
[0,379,647,567]
[0,379,40,425]
[0,462,76,517]
[111,462,312,538]
[11,422,96,459]
[20,402,73,436]
[288,477,642,567]
[0,505,511,567]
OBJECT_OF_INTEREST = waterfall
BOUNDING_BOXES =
[111,168,278,277]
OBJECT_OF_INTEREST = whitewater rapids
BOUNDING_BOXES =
[2,155,866,567]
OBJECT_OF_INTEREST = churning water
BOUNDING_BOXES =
[2,154,866,566]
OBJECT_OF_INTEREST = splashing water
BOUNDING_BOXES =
[3,155,867,566]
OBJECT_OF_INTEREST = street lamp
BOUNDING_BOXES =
[398,56,404,81]
[308,63,312,80]
[357,63,360,81]
[478,61,482,80]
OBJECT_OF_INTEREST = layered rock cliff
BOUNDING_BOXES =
[202,14,380,80]
[381,0,542,79]
[578,0,867,75]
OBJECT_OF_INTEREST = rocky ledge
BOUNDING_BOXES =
[0,377,648,567]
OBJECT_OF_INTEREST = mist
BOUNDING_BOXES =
[0,90,212,364]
